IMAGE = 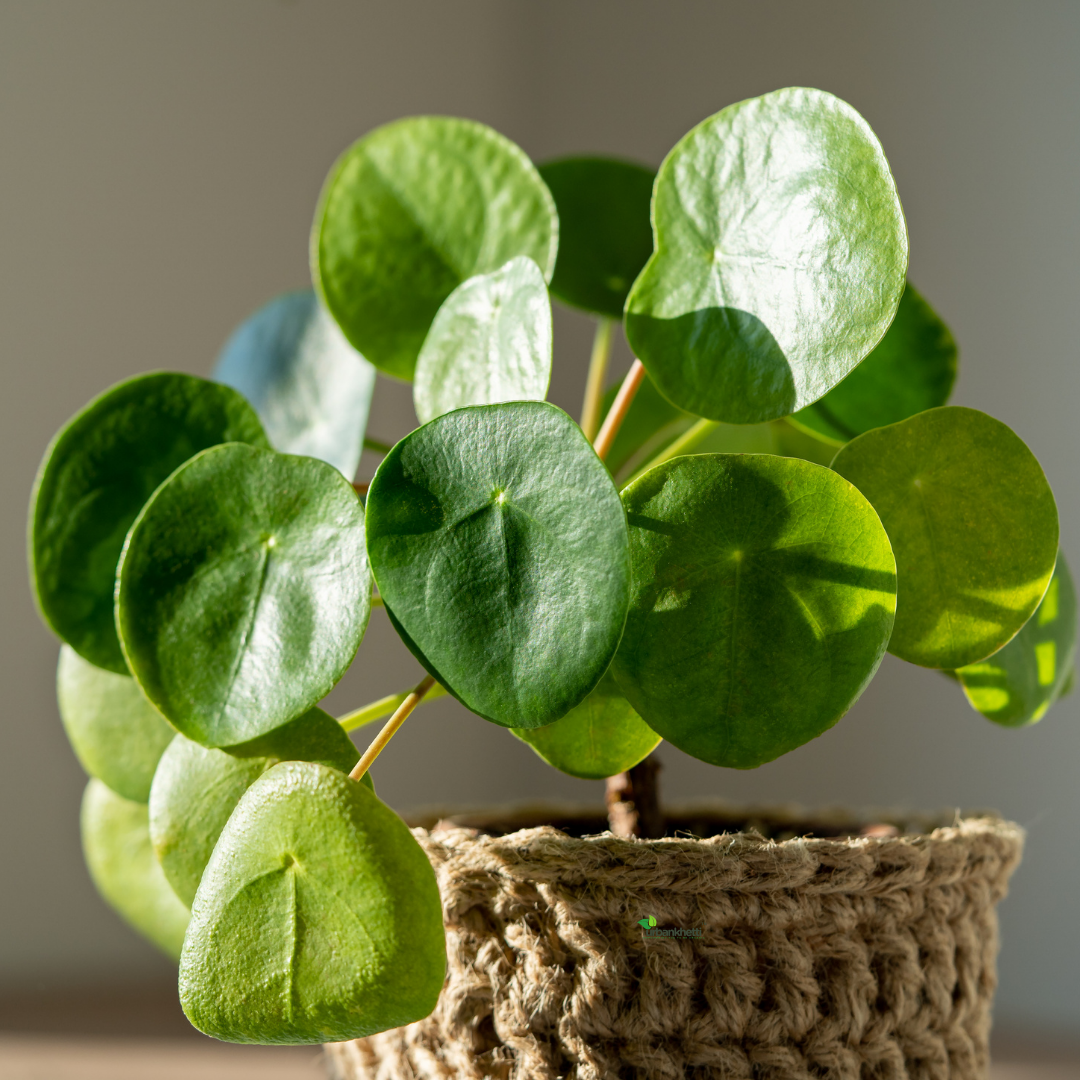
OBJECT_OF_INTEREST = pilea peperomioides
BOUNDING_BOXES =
[29,87,1073,1045]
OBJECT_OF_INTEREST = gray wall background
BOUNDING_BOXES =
[2,0,1078,1035]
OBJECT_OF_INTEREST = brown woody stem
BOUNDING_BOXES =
[605,753,664,838]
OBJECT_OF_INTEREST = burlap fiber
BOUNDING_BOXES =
[325,809,1023,1080]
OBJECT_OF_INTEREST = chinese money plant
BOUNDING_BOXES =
[28,88,1074,1045]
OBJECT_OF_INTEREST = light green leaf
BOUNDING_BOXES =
[956,552,1077,727]
[214,290,377,480]
[625,87,908,424]
[81,778,190,960]
[117,444,370,747]
[314,116,557,382]
[179,762,445,1044]
[788,281,957,442]
[149,707,359,907]
[366,402,630,728]
[29,372,268,673]
[510,670,660,779]
[831,406,1059,669]
[57,645,176,803]
[537,156,655,318]
[612,454,896,768]
[413,256,552,424]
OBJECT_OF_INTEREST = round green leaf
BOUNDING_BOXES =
[57,645,176,803]
[510,670,660,779]
[117,444,371,747]
[831,406,1059,669]
[179,761,445,1045]
[150,707,359,906]
[956,551,1077,727]
[214,290,377,480]
[81,778,190,960]
[788,281,957,442]
[612,454,896,769]
[413,256,552,424]
[537,156,655,318]
[314,116,558,382]
[30,372,269,673]
[624,87,908,424]
[366,401,630,728]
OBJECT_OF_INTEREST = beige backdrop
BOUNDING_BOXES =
[2,0,1078,1035]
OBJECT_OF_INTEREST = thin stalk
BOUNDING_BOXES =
[363,436,394,455]
[338,680,447,733]
[593,359,645,461]
[621,417,719,488]
[349,675,437,781]
[580,318,615,441]
[370,594,384,609]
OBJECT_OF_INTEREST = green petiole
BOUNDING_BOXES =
[337,680,448,733]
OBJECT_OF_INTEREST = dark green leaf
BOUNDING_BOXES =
[413,256,552,424]
[214,290,377,480]
[788,281,958,442]
[149,707,359,906]
[81,778,190,960]
[314,116,557,382]
[57,645,176,803]
[955,552,1077,727]
[510,670,660,778]
[30,372,268,673]
[117,444,370,747]
[366,402,630,728]
[179,762,445,1044]
[625,88,908,424]
[612,454,896,768]
[537,156,655,318]
[831,406,1059,669]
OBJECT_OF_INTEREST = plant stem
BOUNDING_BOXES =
[363,436,394,455]
[371,593,384,608]
[338,680,447,732]
[349,674,437,781]
[580,318,615,441]
[353,480,369,496]
[621,417,719,488]
[593,359,645,461]
[605,753,664,838]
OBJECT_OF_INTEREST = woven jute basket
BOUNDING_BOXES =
[324,801,1024,1080]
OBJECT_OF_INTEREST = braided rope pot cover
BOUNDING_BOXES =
[324,809,1023,1080]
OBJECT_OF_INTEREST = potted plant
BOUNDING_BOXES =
[28,87,1073,1079]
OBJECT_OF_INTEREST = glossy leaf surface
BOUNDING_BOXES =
[214,290,377,480]
[366,402,630,728]
[314,116,557,381]
[510,670,660,778]
[788,281,957,442]
[625,88,908,424]
[413,256,552,424]
[956,552,1077,726]
[537,156,655,318]
[117,444,370,747]
[81,779,190,959]
[180,762,445,1044]
[832,406,1059,668]
[149,707,359,906]
[30,372,268,673]
[57,645,176,803]
[612,454,896,768]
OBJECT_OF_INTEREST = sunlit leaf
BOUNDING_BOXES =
[314,116,557,381]
[30,373,268,673]
[413,256,551,424]
[366,401,630,728]
[832,406,1059,669]
[214,290,377,480]
[117,444,370,747]
[625,88,907,424]
[611,454,896,768]
[537,155,655,318]
[81,778,190,960]
[57,646,176,803]
[955,552,1077,726]
[179,762,445,1044]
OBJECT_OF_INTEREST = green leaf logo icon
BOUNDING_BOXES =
[638,915,656,928]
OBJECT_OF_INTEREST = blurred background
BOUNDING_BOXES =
[2,0,1079,1053]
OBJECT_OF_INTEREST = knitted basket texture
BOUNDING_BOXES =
[324,804,1023,1080]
